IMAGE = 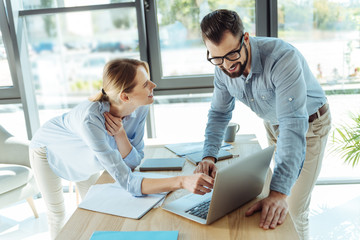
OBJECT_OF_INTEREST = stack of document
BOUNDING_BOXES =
[165,141,232,156]
[165,141,233,165]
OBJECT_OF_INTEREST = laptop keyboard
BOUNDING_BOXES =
[185,199,211,220]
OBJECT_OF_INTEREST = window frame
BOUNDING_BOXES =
[3,0,359,185]
[0,0,40,139]
[1,0,149,139]
[144,0,274,96]
[0,0,21,100]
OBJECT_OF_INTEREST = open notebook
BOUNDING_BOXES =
[165,141,231,156]
[79,172,169,219]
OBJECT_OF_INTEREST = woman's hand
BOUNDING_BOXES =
[104,112,124,137]
[180,173,214,195]
[104,112,132,158]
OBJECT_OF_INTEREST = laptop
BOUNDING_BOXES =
[162,145,275,224]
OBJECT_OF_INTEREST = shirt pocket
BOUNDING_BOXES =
[256,89,275,110]
[228,89,246,104]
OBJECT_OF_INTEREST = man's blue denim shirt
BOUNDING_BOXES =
[203,36,327,195]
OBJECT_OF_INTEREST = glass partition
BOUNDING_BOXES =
[156,0,256,77]
[24,7,140,123]
[0,28,13,88]
[278,0,360,180]
[278,0,360,85]
[22,0,134,10]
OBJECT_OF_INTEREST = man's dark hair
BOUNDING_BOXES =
[200,9,244,44]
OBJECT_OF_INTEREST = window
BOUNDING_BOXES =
[0,0,24,102]
[0,104,27,139]
[278,0,360,85]
[22,4,142,124]
[278,0,360,180]
[147,0,255,93]
[0,28,12,88]
[22,0,135,10]
[156,0,255,77]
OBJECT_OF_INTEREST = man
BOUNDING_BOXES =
[194,9,331,240]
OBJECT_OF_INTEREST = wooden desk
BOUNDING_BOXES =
[57,134,299,240]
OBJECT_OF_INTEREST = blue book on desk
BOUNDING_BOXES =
[90,231,179,240]
[139,158,185,171]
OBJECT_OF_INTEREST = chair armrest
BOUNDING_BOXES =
[0,137,31,168]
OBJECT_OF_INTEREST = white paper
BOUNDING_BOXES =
[79,172,169,219]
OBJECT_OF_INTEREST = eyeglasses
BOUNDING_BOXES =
[207,35,244,66]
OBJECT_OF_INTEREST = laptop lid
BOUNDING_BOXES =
[206,145,274,224]
[162,145,275,225]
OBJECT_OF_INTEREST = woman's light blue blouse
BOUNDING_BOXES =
[30,100,149,196]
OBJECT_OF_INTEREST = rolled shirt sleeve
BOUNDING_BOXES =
[123,146,141,170]
[122,106,148,169]
[203,69,235,159]
[82,116,144,197]
[269,49,309,195]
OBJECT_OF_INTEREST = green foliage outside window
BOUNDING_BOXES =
[70,80,102,93]
[278,0,360,33]
[332,113,360,167]
[156,0,255,39]
[40,0,56,37]
[155,0,359,42]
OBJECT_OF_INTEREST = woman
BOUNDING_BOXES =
[29,58,214,239]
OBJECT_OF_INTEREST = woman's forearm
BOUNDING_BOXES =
[103,112,132,158]
[113,129,132,158]
[141,174,214,195]
[141,176,183,195]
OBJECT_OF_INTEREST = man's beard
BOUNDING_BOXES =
[220,45,248,78]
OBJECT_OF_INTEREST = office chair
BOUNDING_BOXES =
[0,125,39,218]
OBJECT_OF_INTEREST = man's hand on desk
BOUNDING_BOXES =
[180,173,214,195]
[193,157,218,178]
[245,190,288,230]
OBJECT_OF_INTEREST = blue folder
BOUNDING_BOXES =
[90,231,179,240]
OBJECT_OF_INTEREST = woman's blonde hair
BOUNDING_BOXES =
[89,58,150,102]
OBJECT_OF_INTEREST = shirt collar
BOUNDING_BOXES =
[249,36,263,74]
[125,110,137,120]
[102,101,110,112]
[101,101,137,120]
